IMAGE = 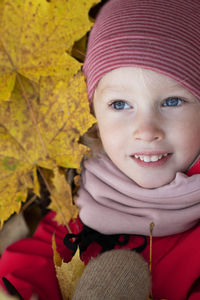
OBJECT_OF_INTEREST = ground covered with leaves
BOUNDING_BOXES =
[0,0,103,232]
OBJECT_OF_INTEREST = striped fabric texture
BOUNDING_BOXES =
[83,0,200,102]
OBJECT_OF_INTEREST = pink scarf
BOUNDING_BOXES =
[76,153,200,236]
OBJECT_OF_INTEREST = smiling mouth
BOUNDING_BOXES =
[133,153,169,162]
[130,153,172,167]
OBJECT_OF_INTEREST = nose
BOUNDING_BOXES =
[133,120,165,142]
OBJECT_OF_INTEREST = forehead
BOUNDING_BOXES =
[95,67,195,98]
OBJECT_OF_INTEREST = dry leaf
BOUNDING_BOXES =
[0,0,98,101]
[0,0,99,225]
[38,72,96,169]
[53,235,85,300]
[0,0,4,18]
[0,70,95,226]
[49,167,79,225]
[72,35,88,62]
[0,72,95,170]
[0,131,35,226]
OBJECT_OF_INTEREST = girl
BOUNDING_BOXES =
[1,0,200,299]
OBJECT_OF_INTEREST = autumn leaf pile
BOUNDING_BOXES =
[0,0,98,227]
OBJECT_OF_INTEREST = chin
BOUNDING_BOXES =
[133,173,177,189]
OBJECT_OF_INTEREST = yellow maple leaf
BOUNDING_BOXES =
[0,126,34,226]
[0,72,95,168]
[53,235,85,300]
[0,0,99,225]
[0,166,32,227]
[0,71,95,225]
[0,0,98,101]
[0,0,4,14]
[38,71,96,169]
[49,167,79,225]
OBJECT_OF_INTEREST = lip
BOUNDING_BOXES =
[132,151,171,156]
[130,153,172,168]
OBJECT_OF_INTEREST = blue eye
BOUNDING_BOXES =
[110,100,131,110]
[163,97,184,107]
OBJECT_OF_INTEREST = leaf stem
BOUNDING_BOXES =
[21,194,37,212]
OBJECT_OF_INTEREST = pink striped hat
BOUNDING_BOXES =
[83,0,200,102]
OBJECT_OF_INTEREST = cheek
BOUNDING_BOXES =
[168,111,200,142]
[183,116,200,143]
[183,129,200,155]
[98,120,126,151]
[172,118,200,160]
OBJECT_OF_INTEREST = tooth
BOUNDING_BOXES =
[143,156,150,162]
[134,153,168,162]
[151,155,159,162]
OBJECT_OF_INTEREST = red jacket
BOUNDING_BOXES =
[0,211,199,300]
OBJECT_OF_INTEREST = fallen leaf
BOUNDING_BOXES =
[53,235,85,300]
[0,0,4,18]
[49,167,79,225]
[0,70,95,225]
[71,35,88,63]
[38,71,96,169]
[0,0,98,225]
[0,126,35,226]
[0,0,97,101]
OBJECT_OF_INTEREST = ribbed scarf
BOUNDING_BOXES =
[76,153,200,237]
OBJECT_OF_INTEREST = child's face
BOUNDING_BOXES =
[93,67,200,188]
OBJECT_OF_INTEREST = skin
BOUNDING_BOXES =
[93,67,200,188]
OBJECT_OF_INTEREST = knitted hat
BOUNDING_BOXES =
[83,0,200,102]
